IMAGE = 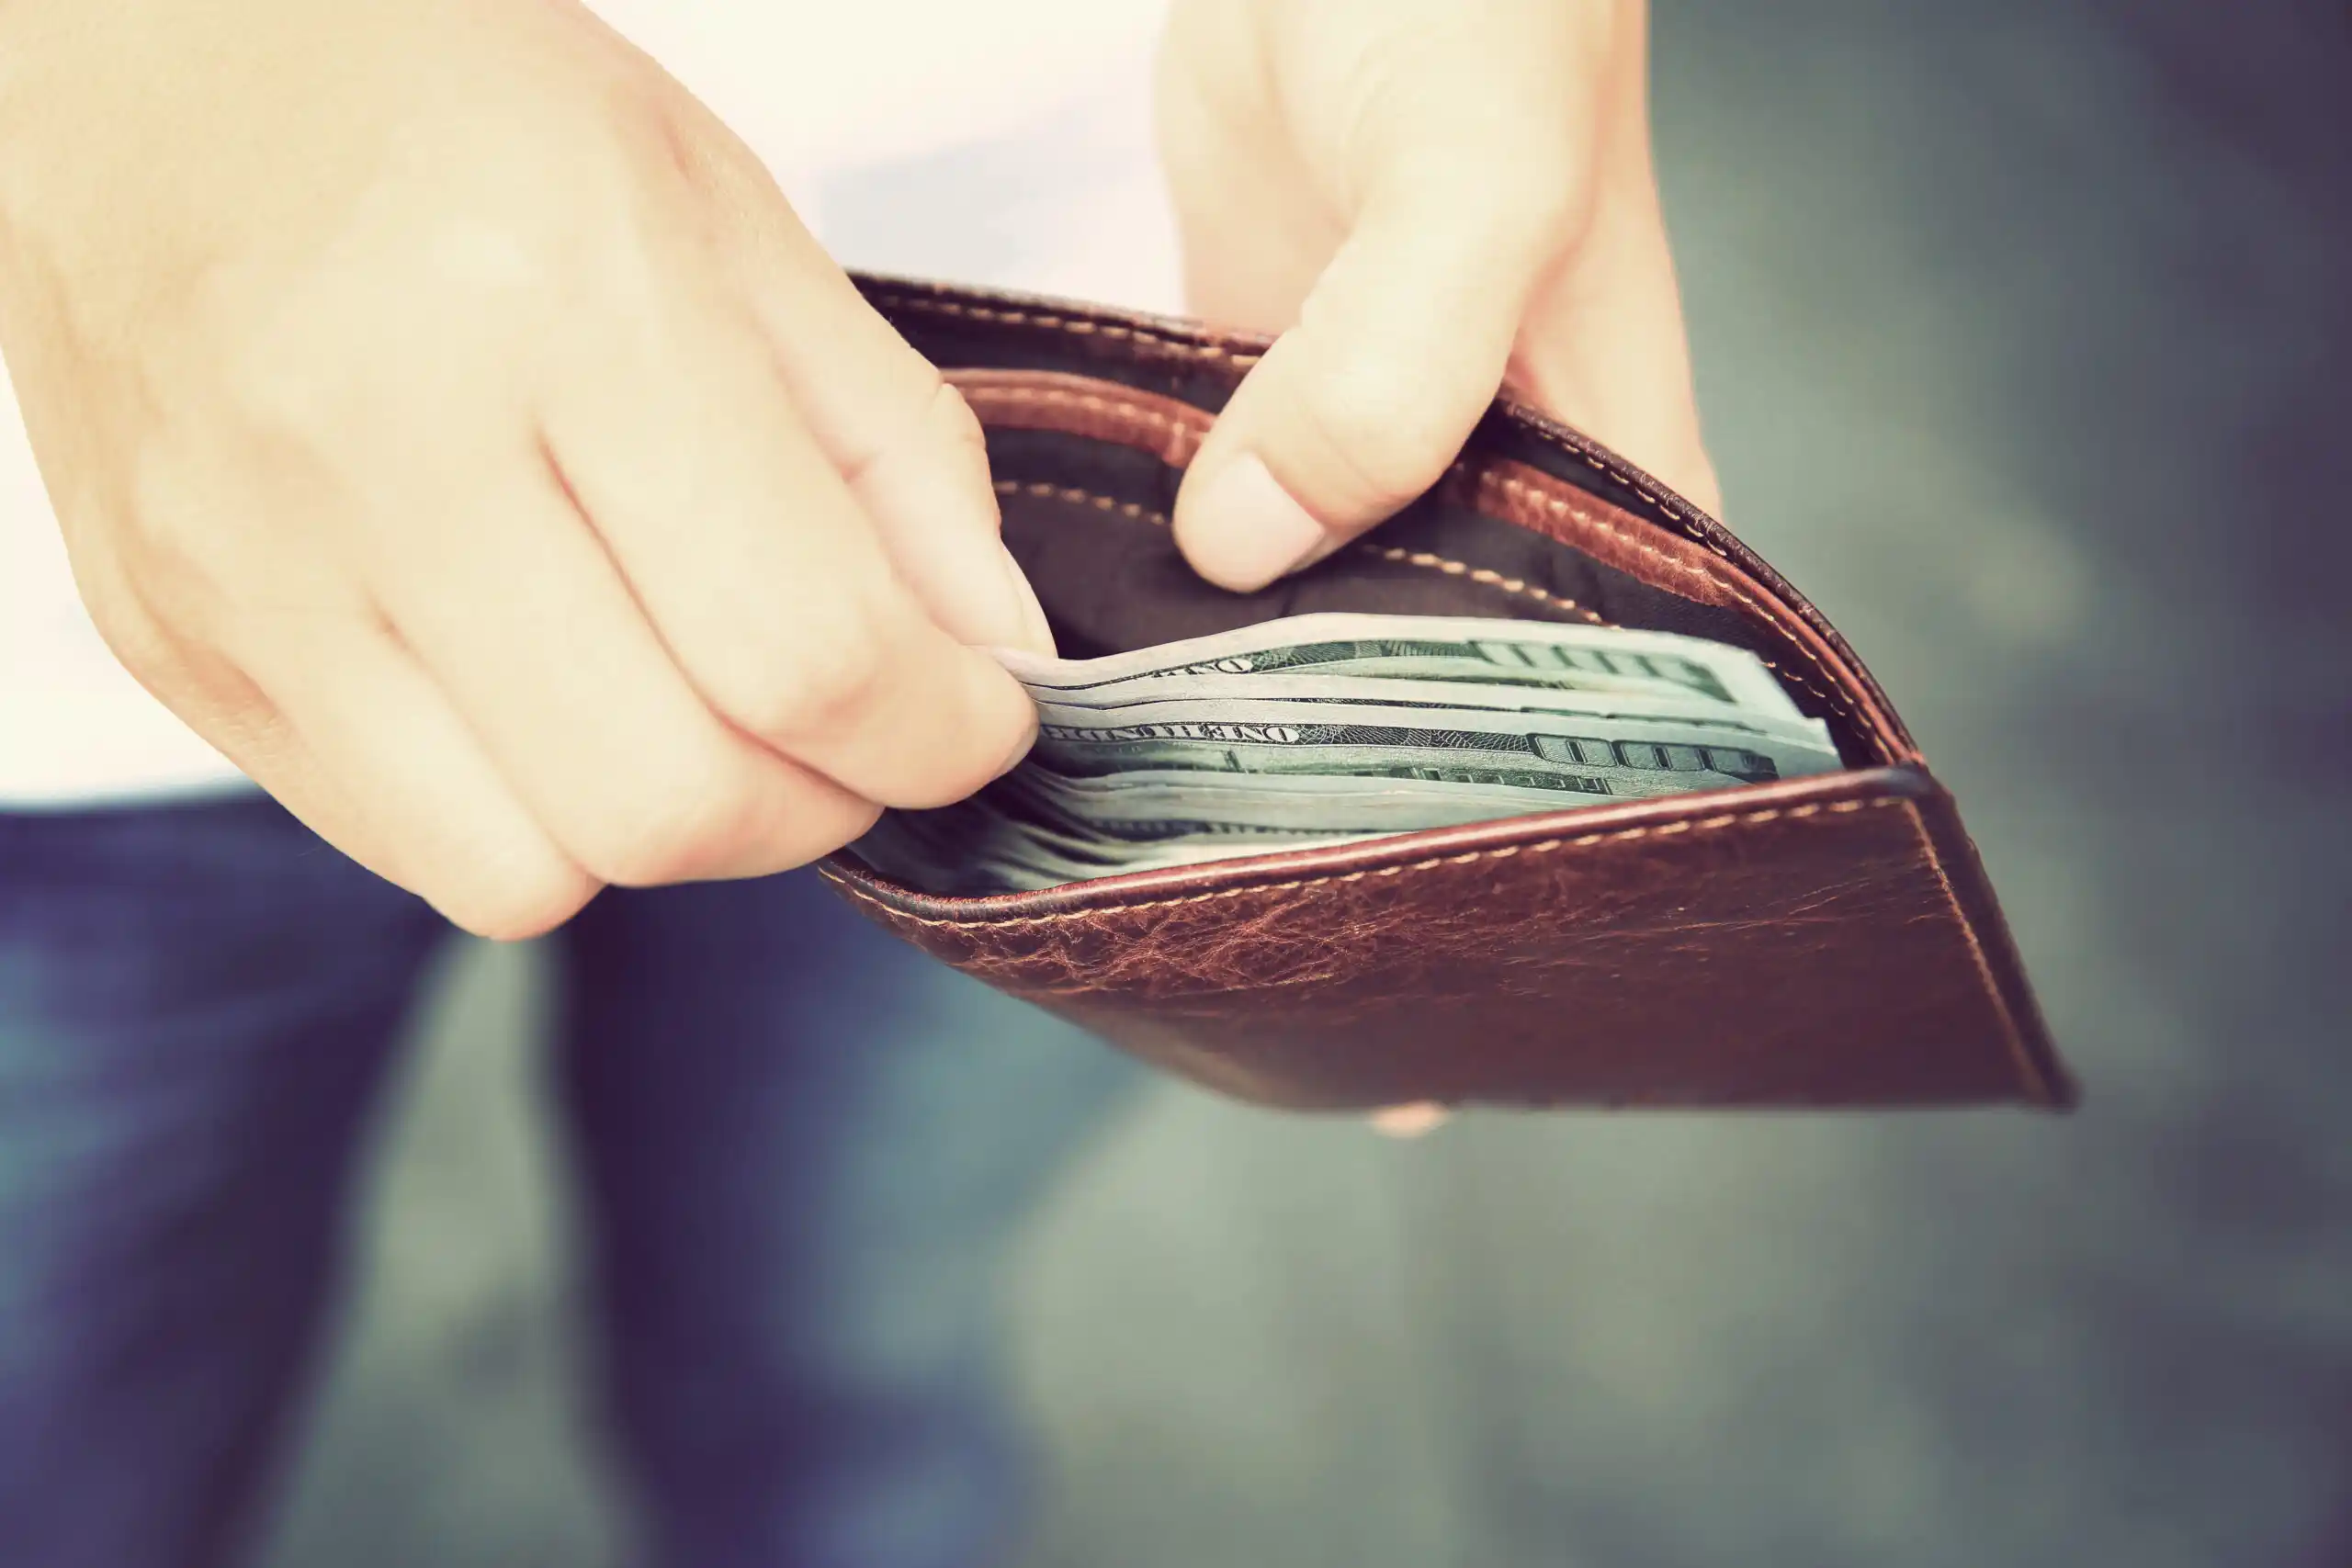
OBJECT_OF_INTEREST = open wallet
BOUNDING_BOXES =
[823,275,2076,1114]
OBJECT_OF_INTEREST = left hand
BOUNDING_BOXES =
[1156,0,1720,593]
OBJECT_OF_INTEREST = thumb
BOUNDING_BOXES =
[1173,169,1568,593]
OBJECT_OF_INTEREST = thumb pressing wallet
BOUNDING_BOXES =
[822,275,2075,1114]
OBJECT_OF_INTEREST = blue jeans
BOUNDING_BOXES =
[0,793,1136,1568]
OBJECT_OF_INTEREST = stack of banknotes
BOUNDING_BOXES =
[850,614,1843,896]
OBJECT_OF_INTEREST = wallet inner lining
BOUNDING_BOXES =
[975,400,1880,765]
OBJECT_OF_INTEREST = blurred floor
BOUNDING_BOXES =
[260,4,2352,1565]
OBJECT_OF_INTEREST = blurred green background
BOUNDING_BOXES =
[257,4,2352,1563]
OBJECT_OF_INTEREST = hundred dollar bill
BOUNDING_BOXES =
[1025,697,1840,802]
[853,792,1393,896]
[1029,671,1837,750]
[854,718,1838,895]
[850,799,1105,895]
[851,784,1387,895]
[991,766,1670,838]
[851,614,1840,895]
[997,613,1804,720]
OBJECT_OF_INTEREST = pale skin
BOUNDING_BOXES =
[0,0,1710,1130]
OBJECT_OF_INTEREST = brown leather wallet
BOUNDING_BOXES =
[823,274,2075,1114]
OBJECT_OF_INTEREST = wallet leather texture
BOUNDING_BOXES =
[823,275,2075,1113]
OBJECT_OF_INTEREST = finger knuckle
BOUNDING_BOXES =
[121,464,227,580]
[435,855,599,942]
[727,608,897,744]
[82,586,176,688]
[1295,359,1457,506]
[74,518,215,683]
[69,530,158,639]
[573,768,767,888]
[114,487,325,658]
[922,377,989,458]
[837,371,986,491]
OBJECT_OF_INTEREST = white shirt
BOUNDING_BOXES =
[0,0,1177,807]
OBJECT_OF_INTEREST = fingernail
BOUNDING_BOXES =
[1370,1102,1452,1139]
[999,542,1057,658]
[1183,453,1329,592]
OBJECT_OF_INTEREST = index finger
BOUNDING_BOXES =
[537,281,1040,811]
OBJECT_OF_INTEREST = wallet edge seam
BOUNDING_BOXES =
[1898,798,2048,1106]
[820,793,1909,930]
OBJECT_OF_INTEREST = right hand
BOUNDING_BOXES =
[0,0,1051,938]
